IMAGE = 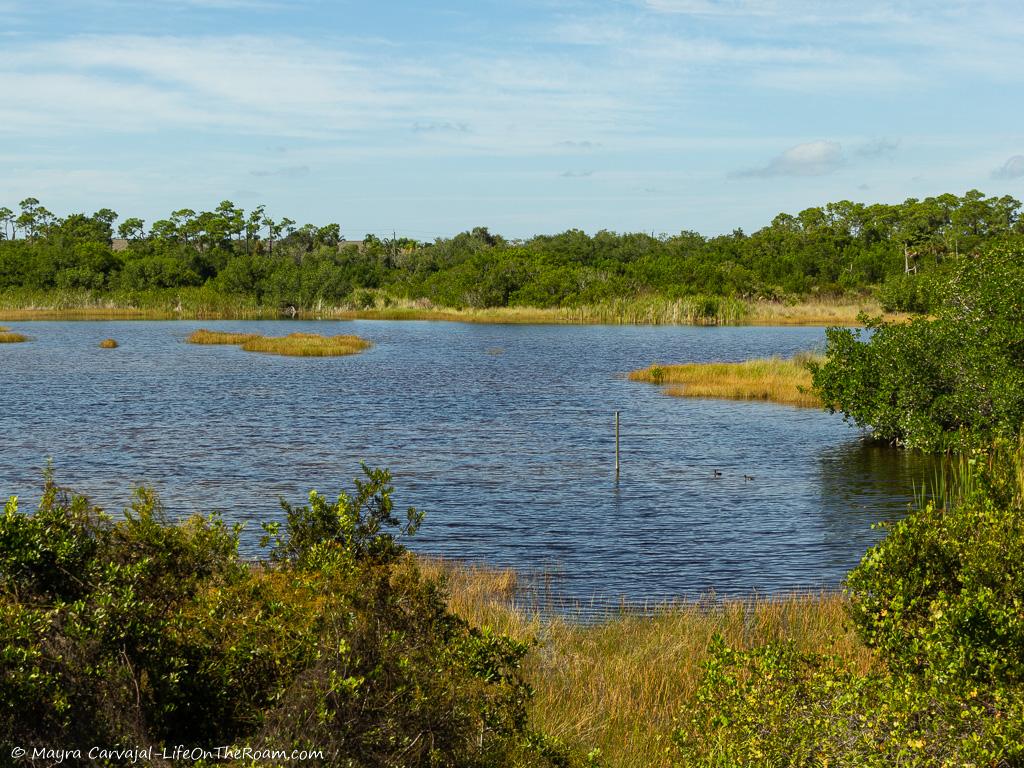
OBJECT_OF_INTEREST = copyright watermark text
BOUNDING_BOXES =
[9,745,325,764]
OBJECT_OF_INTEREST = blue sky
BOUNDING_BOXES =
[2,0,1023,239]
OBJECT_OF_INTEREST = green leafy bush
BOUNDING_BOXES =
[672,439,1024,767]
[811,245,1024,450]
[0,467,569,767]
[671,638,1024,768]
[846,440,1024,688]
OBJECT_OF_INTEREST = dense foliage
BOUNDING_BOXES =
[810,244,1024,450]
[672,439,1024,767]
[0,467,570,767]
[2,191,1022,311]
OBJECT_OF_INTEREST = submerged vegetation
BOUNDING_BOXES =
[187,328,372,357]
[1,190,1021,322]
[630,353,821,407]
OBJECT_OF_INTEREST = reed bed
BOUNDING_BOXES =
[426,558,869,768]
[0,287,907,327]
[240,332,372,357]
[98,338,119,349]
[630,353,822,407]
[745,297,909,326]
[187,328,261,345]
[0,331,28,343]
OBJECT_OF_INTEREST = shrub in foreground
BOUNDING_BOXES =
[0,467,568,767]
[672,438,1024,766]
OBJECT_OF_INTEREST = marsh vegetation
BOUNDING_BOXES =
[187,328,372,356]
[630,353,821,407]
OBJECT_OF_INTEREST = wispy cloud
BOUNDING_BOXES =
[561,170,594,178]
[735,141,844,178]
[249,165,310,178]
[855,138,899,159]
[412,121,469,133]
[992,155,1024,180]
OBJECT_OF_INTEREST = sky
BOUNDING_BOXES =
[2,0,1023,240]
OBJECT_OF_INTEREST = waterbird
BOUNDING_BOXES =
[713,469,722,478]
[744,474,754,482]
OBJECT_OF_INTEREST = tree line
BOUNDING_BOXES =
[1,190,1022,311]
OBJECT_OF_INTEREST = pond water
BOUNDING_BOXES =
[0,320,935,603]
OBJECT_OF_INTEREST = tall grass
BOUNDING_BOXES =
[0,287,902,326]
[425,558,870,768]
[0,331,29,343]
[630,353,822,407]
[187,328,371,356]
[240,332,372,357]
[187,329,260,345]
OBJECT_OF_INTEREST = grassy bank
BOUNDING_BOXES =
[0,287,900,326]
[422,558,870,768]
[629,353,822,407]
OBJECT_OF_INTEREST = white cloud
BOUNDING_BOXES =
[993,155,1024,180]
[855,138,900,158]
[736,141,844,178]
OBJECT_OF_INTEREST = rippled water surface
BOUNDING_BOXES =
[1,320,935,601]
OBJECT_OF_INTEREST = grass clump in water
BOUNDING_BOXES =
[98,338,118,349]
[240,332,372,357]
[0,331,28,343]
[629,352,821,407]
[187,328,260,345]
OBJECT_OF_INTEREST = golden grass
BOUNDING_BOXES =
[0,331,29,343]
[98,338,119,349]
[746,297,910,326]
[1,294,908,327]
[240,332,372,357]
[187,328,372,357]
[427,558,871,768]
[629,353,822,407]
[187,329,261,345]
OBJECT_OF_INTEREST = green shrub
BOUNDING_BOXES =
[846,439,1024,688]
[0,467,569,767]
[672,439,1024,767]
[811,245,1024,451]
[671,637,1024,768]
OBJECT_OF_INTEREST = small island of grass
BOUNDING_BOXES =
[187,329,261,345]
[629,353,821,407]
[98,338,119,349]
[0,330,28,343]
[187,328,372,357]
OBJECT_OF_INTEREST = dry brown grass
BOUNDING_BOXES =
[746,298,909,326]
[187,329,261,345]
[240,332,372,357]
[426,558,870,768]
[0,331,29,343]
[629,353,822,407]
[98,338,119,349]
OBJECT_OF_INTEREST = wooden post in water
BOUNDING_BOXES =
[615,411,620,477]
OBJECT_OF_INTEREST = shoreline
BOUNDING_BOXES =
[0,298,906,326]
